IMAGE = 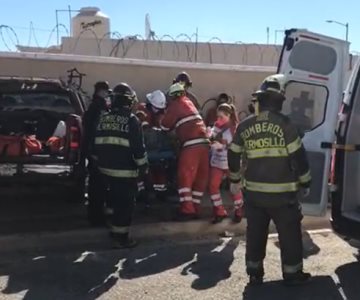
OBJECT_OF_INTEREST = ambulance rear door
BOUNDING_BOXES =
[277,29,350,216]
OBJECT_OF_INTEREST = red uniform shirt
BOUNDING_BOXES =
[161,96,208,147]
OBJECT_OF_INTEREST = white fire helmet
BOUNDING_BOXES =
[146,90,166,109]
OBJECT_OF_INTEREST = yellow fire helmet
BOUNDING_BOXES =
[167,82,185,97]
[253,74,286,97]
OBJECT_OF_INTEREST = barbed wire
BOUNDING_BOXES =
[45,24,70,48]
[207,37,228,64]
[159,35,180,60]
[0,25,304,66]
[71,28,102,55]
[28,22,40,47]
[176,34,193,61]
[0,25,20,51]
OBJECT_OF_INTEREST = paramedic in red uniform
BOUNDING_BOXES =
[208,103,244,223]
[135,90,168,200]
[161,83,209,220]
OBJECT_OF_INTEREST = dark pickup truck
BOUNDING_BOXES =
[0,77,86,201]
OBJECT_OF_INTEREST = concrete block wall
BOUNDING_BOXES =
[0,52,275,113]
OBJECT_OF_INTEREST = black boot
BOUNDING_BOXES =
[249,274,264,285]
[247,266,264,286]
[110,232,138,249]
[112,237,138,249]
[283,271,312,286]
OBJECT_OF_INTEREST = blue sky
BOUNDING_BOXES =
[0,0,358,51]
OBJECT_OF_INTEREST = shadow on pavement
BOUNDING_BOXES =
[242,276,345,300]
[0,249,127,300]
[334,253,360,300]
[181,238,240,290]
[119,239,224,280]
[302,230,321,258]
[274,230,321,259]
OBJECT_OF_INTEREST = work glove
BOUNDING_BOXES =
[299,187,310,198]
[230,182,243,195]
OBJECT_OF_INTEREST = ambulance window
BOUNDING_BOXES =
[283,82,328,132]
[289,41,337,75]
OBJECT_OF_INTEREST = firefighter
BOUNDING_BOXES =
[83,81,112,226]
[228,74,312,286]
[93,82,148,248]
[205,93,232,126]
[208,103,244,224]
[135,90,168,202]
[173,71,193,92]
[161,83,209,220]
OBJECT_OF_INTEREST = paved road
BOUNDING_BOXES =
[0,230,359,300]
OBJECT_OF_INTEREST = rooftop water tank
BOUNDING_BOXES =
[71,7,110,39]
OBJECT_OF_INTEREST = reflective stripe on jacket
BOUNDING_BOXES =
[160,96,209,148]
[94,108,148,178]
[228,109,311,206]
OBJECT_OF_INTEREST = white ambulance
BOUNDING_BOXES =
[277,29,360,239]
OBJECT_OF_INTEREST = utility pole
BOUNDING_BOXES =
[55,8,81,45]
[195,27,198,62]
[326,20,349,42]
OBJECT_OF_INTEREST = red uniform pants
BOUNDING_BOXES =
[209,167,244,217]
[178,145,209,215]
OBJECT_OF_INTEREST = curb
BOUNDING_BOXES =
[0,212,331,255]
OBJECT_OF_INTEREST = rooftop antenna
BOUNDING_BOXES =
[145,13,155,40]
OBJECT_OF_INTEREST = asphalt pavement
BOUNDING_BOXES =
[0,231,359,300]
[0,190,359,300]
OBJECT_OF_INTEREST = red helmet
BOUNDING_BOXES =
[173,71,192,88]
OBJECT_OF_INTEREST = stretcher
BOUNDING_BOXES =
[142,127,177,197]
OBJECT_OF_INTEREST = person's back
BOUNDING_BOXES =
[228,74,312,286]
[162,95,208,146]
[94,108,140,176]
[161,83,209,220]
[236,109,308,206]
